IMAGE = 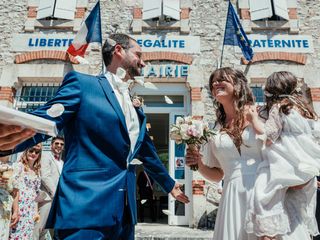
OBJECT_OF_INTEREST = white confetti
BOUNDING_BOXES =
[134,76,145,86]
[144,82,158,90]
[107,38,117,47]
[47,103,65,118]
[130,158,143,165]
[247,159,256,166]
[74,56,89,64]
[116,67,127,80]
[162,209,171,216]
[164,95,173,104]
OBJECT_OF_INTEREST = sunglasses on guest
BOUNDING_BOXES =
[28,148,41,154]
[54,142,64,146]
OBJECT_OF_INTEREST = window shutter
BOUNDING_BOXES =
[249,0,272,21]
[36,0,55,19]
[163,0,180,20]
[53,0,76,20]
[142,0,162,20]
[273,0,289,20]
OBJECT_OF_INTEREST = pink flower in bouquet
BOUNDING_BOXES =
[187,125,199,138]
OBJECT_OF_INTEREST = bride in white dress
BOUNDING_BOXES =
[186,67,264,240]
[246,71,320,240]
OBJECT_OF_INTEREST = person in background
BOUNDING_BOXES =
[0,156,19,240]
[34,136,64,240]
[9,144,42,240]
[137,170,156,222]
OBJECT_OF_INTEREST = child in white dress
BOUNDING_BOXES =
[246,71,320,239]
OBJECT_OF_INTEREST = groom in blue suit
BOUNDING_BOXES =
[0,33,189,239]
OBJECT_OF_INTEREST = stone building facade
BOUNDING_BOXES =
[0,0,319,228]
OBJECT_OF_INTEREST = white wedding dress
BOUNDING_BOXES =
[201,125,262,240]
[246,106,320,239]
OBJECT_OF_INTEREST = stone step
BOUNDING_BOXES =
[135,223,214,240]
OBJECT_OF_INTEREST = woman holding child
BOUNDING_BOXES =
[186,68,319,240]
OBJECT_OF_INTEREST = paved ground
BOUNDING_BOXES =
[135,223,214,240]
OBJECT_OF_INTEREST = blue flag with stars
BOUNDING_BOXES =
[223,1,254,61]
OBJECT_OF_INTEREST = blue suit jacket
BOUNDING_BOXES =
[14,71,175,229]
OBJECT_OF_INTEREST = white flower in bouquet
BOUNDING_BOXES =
[175,116,184,125]
[169,128,183,144]
[184,116,193,125]
[169,116,216,171]
[180,124,191,140]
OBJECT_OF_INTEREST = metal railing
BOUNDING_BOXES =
[14,83,60,112]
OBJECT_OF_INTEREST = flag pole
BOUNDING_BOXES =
[97,1,104,74]
[219,1,230,68]
[219,44,225,69]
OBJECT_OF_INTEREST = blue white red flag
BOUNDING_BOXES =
[67,1,102,58]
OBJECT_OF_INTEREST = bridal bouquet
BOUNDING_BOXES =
[169,116,215,171]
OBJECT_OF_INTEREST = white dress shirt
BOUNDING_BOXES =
[54,156,63,174]
[105,71,140,158]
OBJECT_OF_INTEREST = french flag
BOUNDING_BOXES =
[67,1,102,58]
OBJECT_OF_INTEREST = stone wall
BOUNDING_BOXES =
[0,1,27,67]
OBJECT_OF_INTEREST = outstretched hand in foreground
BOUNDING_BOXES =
[170,182,189,204]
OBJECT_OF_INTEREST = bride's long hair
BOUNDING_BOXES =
[209,67,255,152]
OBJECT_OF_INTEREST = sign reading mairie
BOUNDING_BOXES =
[11,34,74,52]
[142,64,189,78]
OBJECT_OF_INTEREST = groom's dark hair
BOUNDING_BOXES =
[102,33,136,67]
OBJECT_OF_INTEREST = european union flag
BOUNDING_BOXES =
[223,1,254,61]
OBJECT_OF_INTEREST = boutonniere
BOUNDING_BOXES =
[132,95,144,108]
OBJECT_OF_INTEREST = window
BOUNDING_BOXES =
[15,84,60,113]
[249,0,289,21]
[251,85,264,105]
[142,0,162,20]
[12,84,61,153]
[37,0,77,20]
[141,95,184,108]
[163,0,180,21]
[142,0,180,21]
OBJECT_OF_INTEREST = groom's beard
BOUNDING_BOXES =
[126,66,141,79]
[122,60,141,79]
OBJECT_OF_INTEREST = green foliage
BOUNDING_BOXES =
[158,152,169,169]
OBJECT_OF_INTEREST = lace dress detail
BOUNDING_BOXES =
[265,105,283,143]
